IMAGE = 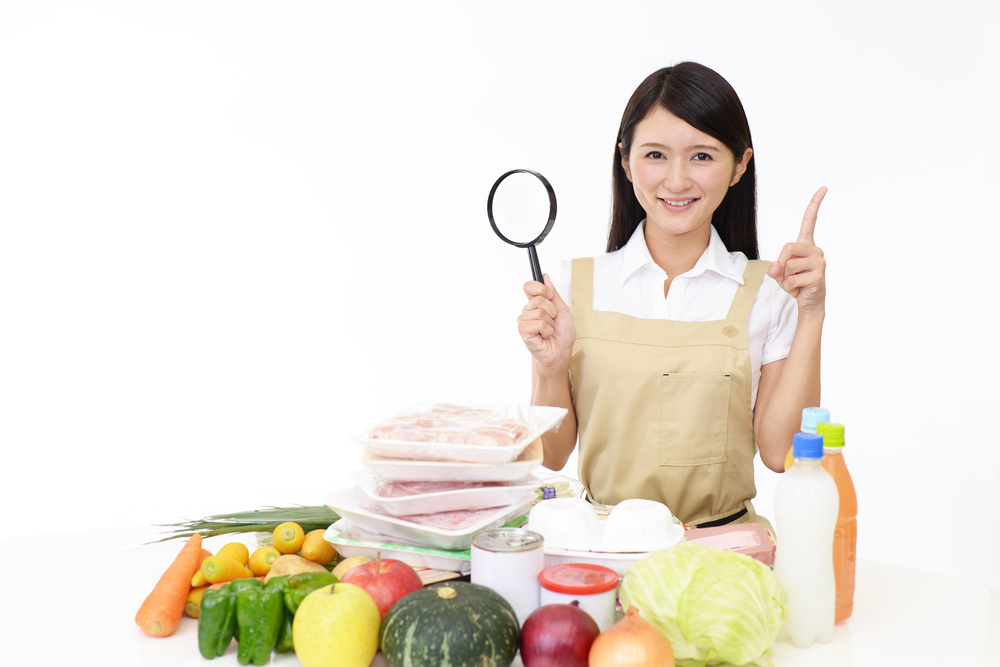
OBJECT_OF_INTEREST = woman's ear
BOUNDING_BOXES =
[619,142,632,183]
[730,147,753,186]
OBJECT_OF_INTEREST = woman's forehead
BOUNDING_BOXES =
[632,106,724,151]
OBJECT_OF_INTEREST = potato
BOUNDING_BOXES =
[264,554,328,583]
[332,554,372,579]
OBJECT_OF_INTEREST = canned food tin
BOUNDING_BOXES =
[471,528,544,626]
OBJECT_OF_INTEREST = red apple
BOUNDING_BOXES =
[339,557,423,619]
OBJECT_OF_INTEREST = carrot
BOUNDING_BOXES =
[273,522,305,554]
[301,529,338,565]
[185,584,210,618]
[217,542,249,566]
[135,533,203,637]
[191,548,214,587]
[248,546,281,576]
[201,554,250,584]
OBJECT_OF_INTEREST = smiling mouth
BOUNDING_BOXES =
[659,198,698,207]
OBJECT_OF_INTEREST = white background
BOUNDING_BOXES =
[1,0,998,591]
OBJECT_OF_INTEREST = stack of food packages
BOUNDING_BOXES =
[323,403,570,578]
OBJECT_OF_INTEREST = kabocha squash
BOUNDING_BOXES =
[380,581,520,667]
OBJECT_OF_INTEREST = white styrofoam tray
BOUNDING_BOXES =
[352,469,541,516]
[324,485,535,551]
[361,437,544,483]
[354,403,566,465]
[324,518,471,574]
[541,548,648,579]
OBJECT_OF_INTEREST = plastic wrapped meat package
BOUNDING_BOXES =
[361,437,544,483]
[354,403,567,465]
[323,486,535,551]
[351,468,542,516]
[682,522,776,566]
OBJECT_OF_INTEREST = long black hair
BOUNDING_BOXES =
[608,62,758,259]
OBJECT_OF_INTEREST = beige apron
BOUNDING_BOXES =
[570,257,772,532]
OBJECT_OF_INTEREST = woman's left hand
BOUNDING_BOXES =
[768,187,828,317]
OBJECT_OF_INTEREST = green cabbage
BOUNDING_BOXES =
[619,543,787,667]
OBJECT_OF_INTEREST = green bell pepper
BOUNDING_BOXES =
[227,577,263,593]
[283,571,339,616]
[274,612,294,653]
[198,578,263,659]
[198,587,237,659]
[236,579,285,666]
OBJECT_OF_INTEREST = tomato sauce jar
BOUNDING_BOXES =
[538,563,619,632]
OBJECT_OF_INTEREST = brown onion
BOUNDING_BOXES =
[588,606,674,667]
[520,601,600,667]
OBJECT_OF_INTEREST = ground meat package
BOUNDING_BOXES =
[354,403,567,465]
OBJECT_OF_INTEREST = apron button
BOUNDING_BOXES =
[722,325,738,338]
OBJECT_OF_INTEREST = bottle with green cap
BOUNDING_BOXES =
[818,422,856,623]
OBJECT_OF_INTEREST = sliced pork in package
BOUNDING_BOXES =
[354,403,566,465]
[351,468,541,516]
[324,485,534,551]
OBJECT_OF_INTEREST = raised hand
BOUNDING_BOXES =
[768,187,828,317]
[517,274,576,376]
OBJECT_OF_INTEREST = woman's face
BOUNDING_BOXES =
[621,105,752,247]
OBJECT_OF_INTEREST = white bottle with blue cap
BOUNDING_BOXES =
[773,431,839,648]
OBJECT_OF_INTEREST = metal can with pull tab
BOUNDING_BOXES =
[471,528,545,626]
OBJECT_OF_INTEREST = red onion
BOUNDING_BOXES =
[519,601,600,667]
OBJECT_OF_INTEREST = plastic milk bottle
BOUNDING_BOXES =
[817,422,857,623]
[774,432,839,647]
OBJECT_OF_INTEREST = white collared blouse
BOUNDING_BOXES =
[547,222,798,409]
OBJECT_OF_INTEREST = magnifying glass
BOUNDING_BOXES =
[487,169,557,283]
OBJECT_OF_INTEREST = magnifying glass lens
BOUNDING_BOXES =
[490,172,552,245]
[486,169,557,283]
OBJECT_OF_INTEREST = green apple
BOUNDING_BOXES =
[293,582,380,667]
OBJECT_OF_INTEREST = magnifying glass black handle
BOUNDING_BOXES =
[528,246,543,284]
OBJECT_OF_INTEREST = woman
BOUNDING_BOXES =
[517,62,826,531]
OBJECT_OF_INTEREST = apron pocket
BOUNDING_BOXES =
[659,372,731,466]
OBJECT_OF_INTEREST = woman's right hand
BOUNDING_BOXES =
[517,273,576,376]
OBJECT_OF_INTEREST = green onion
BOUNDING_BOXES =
[151,505,340,543]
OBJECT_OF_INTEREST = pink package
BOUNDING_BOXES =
[683,522,776,567]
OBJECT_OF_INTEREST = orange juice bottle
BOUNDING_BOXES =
[817,422,856,623]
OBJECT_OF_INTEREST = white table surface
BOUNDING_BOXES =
[4,525,998,666]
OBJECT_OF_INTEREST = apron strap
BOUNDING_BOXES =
[571,257,595,313]
[725,259,769,321]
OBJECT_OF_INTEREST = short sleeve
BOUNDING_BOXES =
[761,276,798,365]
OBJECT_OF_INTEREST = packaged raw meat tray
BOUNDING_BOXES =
[351,468,542,516]
[323,485,535,551]
[361,437,544,483]
[353,403,566,465]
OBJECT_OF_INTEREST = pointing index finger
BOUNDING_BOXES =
[798,186,828,245]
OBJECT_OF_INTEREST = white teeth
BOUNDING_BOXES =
[664,199,694,206]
